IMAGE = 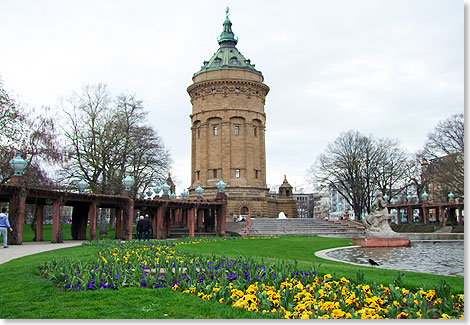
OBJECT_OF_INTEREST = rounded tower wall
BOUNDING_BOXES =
[188,71,268,190]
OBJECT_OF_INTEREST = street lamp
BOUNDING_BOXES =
[216,178,227,193]
[195,184,204,197]
[10,153,27,176]
[122,173,135,191]
[77,178,89,193]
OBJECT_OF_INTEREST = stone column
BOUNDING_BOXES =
[88,201,97,241]
[407,206,413,224]
[423,205,429,225]
[156,206,163,239]
[217,205,227,237]
[458,206,463,225]
[51,199,62,243]
[35,204,44,241]
[188,208,195,237]
[8,188,26,245]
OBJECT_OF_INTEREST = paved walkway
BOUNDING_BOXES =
[0,241,84,265]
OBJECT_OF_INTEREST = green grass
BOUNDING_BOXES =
[0,235,464,319]
[177,236,464,294]
[21,224,117,242]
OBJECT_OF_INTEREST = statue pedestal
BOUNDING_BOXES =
[353,236,410,247]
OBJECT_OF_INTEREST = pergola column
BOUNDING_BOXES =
[407,206,413,224]
[458,206,463,225]
[423,205,429,225]
[35,204,44,241]
[8,189,26,245]
[188,208,195,237]
[217,204,227,236]
[155,205,163,239]
[51,199,62,243]
[395,208,401,225]
[88,201,97,241]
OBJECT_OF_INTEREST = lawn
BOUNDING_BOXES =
[21,224,117,242]
[0,236,464,319]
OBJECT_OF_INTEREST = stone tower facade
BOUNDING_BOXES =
[188,8,297,219]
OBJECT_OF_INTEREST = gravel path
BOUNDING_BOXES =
[0,241,84,265]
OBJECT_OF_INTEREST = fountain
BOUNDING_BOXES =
[352,193,410,247]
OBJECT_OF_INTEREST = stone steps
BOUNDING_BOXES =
[246,218,364,237]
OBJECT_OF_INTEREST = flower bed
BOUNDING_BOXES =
[38,237,464,319]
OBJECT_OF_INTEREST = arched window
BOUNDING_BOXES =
[214,57,222,65]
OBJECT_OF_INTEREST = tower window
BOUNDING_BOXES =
[214,57,222,65]
[254,126,258,137]
[235,87,240,93]
[235,169,240,178]
[211,88,216,93]
[213,126,218,136]
[196,171,200,180]
[234,125,240,135]
[197,128,200,138]
[213,169,218,178]
[230,57,239,65]
[255,170,260,179]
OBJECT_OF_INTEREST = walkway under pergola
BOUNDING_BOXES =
[0,176,227,245]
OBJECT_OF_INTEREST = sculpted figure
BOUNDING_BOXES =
[363,193,396,235]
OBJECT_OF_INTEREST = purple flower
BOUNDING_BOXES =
[141,280,147,287]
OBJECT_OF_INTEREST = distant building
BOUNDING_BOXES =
[328,186,355,220]
[293,193,315,218]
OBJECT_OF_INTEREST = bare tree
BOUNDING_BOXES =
[58,83,172,235]
[309,130,409,220]
[0,80,63,186]
[373,138,409,200]
[422,113,464,200]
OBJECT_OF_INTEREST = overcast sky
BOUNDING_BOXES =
[0,0,464,193]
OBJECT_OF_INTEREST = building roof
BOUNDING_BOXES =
[193,7,262,78]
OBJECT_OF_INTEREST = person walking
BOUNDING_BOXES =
[0,208,12,248]
[142,214,151,241]
[136,216,145,241]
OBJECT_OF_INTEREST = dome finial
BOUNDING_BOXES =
[225,6,230,18]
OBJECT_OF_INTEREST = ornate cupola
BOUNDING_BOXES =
[278,175,294,197]
[193,7,263,79]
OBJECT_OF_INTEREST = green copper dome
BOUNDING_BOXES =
[194,7,262,78]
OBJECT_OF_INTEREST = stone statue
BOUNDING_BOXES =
[363,193,398,236]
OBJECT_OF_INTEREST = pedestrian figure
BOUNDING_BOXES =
[0,208,13,248]
[143,214,151,241]
[136,216,145,240]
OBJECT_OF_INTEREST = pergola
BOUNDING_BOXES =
[386,199,463,226]
[1,175,227,245]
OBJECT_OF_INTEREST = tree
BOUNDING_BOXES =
[58,83,172,235]
[309,130,409,220]
[373,138,409,200]
[422,113,464,200]
[0,80,63,186]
